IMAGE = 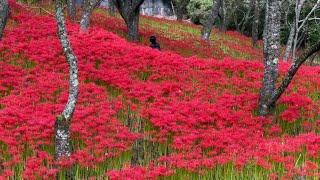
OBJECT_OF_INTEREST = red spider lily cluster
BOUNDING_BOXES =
[0,1,320,179]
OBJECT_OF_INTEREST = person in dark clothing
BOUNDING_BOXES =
[150,36,161,50]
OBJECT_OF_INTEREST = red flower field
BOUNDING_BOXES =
[0,1,320,179]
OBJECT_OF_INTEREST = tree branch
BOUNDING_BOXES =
[267,41,320,107]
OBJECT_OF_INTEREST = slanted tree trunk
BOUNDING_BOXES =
[283,23,295,61]
[67,0,76,20]
[0,0,9,40]
[266,41,320,108]
[201,0,222,40]
[258,0,281,116]
[80,0,102,31]
[113,0,145,42]
[55,1,79,160]
[251,0,260,47]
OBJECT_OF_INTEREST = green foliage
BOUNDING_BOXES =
[307,23,320,45]
[172,0,190,19]
[187,0,213,24]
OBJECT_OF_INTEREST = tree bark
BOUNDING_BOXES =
[113,0,145,42]
[131,117,145,166]
[291,0,319,62]
[252,0,259,47]
[283,23,295,61]
[259,0,281,116]
[108,0,116,16]
[0,0,9,40]
[67,0,76,21]
[219,0,227,32]
[201,0,222,40]
[176,9,183,21]
[172,0,189,21]
[55,1,79,159]
[240,3,253,34]
[125,10,140,41]
[267,41,320,108]
[80,0,102,31]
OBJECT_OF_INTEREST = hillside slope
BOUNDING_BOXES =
[0,2,320,179]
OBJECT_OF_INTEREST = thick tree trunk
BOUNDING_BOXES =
[283,23,295,61]
[113,0,144,42]
[267,41,320,107]
[201,0,222,40]
[252,0,259,47]
[80,0,102,31]
[259,0,281,115]
[67,0,76,21]
[0,0,9,40]
[125,10,140,41]
[55,1,79,159]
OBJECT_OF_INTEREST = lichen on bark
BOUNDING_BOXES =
[55,1,79,160]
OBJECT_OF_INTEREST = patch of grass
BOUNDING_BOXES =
[0,85,14,98]
[220,44,252,59]
[309,91,320,101]
[167,162,274,180]
[135,70,153,82]
[116,105,171,168]
[52,87,63,103]
[94,59,102,70]
[224,69,234,78]
[94,79,122,98]
[9,53,36,69]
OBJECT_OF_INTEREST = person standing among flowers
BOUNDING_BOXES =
[149,36,161,50]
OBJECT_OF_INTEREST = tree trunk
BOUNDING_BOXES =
[55,1,79,159]
[125,9,140,41]
[176,9,183,21]
[259,0,281,116]
[131,118,145,166]
[80,10,91,31]
[232,10,242,33]
[252,0,259,47]
[267,41,320,108]
[80,0,102,31]
[262,0,269,56]
[108,0,116,16]
[240,4,252,34]
[113,0,144,42]
[0,0,9,40]
[67,0,76,21]
[172,0,189,21]
[219,0,227,32]
[201,0,222,40]
[283,23,295,61]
